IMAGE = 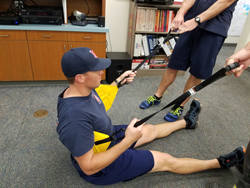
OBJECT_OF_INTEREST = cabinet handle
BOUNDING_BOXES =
[0,35,10,37]
[42,35,52,38]
[70,45,73,49]
[83,37,92,39]
[64,45,66,53]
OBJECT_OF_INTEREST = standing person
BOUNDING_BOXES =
[206,42,250,188]
[140,0,238,122]
[56,47,245,185]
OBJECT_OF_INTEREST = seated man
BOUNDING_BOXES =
[56,47,245,185]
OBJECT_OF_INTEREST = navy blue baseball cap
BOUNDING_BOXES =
[61,47,111,77]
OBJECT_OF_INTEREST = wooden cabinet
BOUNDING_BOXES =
[26,30,106,81]
[0,30,33,81]
[0,0,108,81]
[27,31,68,80]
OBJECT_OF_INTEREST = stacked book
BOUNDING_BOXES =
[133,34,177,57]
[135,7,175,32]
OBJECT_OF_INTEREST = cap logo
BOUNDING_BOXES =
[89,50,98,58]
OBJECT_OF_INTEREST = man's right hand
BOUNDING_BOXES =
[171,14,184,32]
[124,118,144,144]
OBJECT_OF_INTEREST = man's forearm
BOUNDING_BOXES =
[198,0,237,23]
[232,42,250,62]
[78,138,133,175]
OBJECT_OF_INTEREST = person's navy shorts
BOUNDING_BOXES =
[168,27,225,80]
[71,125,154,185]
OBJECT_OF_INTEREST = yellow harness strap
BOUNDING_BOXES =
[93,85,120,153]
[93,131,111,154]
[95,84,118,111]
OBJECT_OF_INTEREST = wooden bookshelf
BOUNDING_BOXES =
[126,1,185,77]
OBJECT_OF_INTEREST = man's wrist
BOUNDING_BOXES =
[114,79,120,85]
[195,16,201,24]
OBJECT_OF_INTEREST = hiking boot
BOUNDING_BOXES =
[184,99,202,129]
[217,146,246,169]
[164,106,183,122]
[140,95,161,109]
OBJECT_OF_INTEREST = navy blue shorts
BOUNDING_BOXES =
[72,125,154,185]
[168,28,225,79]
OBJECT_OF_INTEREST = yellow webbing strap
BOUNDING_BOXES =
[93,131,111,154]
[95,84,118,111]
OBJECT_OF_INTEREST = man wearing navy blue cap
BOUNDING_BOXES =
[56,47,245,185]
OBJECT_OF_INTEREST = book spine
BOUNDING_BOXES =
[154,10,159,32]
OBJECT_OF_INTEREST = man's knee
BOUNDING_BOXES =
[150,151,176,172]
[143,124,157,137]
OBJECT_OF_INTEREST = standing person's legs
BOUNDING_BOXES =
[164,29,225,122]
[155,68,179,98]
[139,30,194,110]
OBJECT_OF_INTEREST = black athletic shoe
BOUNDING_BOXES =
[217,146,246,169]
[184,99,202,129]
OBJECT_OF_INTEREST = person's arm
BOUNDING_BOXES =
[178,0,237,34]
[110,70,137,87]
[74,118,144,175]
[171,0,196,31]
[225,41,250,77]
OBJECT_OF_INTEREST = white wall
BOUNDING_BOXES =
[106,0,130,52]
[235,12,250,53]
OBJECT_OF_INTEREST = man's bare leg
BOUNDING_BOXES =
[150,151,220,173]
[134,119,186,148]
[149,145,246,174]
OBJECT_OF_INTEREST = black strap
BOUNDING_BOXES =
[95,128,125,145]
[117,30,178,88]
[133,62,240,127]
[96,63,239,144]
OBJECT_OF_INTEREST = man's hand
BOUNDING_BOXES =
[225,44,250,77]
[119,70,137,85]
[178,18,198,34]
[123,118,144,144]
[171,14,184,32]
[225,58,249,77]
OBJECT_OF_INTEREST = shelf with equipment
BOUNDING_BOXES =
[127,1,184,77]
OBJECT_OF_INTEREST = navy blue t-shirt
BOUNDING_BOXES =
[56,88,114,157]
[184,0,238,37]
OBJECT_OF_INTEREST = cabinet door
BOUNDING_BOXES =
[28,41,68,81]
[0,41,33,81]
[69,42,106,80]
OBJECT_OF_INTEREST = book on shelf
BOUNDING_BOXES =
[136,7,157,32]
[142,35,150,56]
[149,56,169,69]
[147,34,154,54]
[154,10,160,32]
[133,34,177,58]
[135,6,177,33]
[158,36,172,56]
[134,34,142,57]
[132,59,150,69]
[169,38,176,49]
